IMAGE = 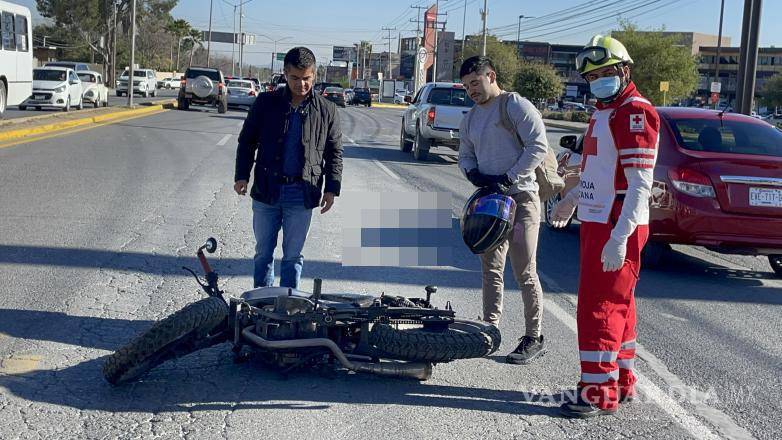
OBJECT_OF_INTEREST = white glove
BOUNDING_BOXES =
[601,237,627,272]
[551,187,578,228]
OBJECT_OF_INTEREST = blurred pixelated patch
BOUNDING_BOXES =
[342,192,453,266]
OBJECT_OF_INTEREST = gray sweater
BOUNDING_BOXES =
[458,92,548,194]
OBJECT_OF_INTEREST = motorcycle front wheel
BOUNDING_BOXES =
[103,296,228,385]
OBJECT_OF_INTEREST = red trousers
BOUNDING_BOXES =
[577,202,648,410]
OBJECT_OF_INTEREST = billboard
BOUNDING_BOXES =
[422,4,437,71]
[201,31,254,45]
[333,46,357,62]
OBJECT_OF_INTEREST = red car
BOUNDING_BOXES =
[547,107,782,276]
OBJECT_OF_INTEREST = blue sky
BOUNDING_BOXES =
[17,0,782,68]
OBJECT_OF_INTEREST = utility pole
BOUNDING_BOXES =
[206,0,213,67]
[127,0,136,108]
[736,0,763,115]
[481,0,488,56]
[411,5,426,46]
[517,15,522,58]
[712,0,725,109]
[382,27,396,79]
[461,0,467,63]
[232,4,237,76]
[239,1,244,78]
[112,1,118,84]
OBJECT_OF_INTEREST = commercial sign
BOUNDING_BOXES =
[333,46,357,62]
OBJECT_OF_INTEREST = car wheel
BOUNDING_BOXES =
[218,98,228,114]
[116,91,122,97]
[642,241,671,269]
[768,255,782,277]
[152,89,157,97]
[77,97,84,110]
[399,122,413,152]
[413,126,430,161]
[19,105,27,111]
[63,97,70,112]
[103,98,109,107]
[544,193,572,230]
[143,90,149,98]
[93,100,99,109]
[35,106,41,111]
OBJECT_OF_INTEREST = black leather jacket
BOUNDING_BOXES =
[234,87,343,209]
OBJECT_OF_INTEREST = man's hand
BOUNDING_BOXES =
[320,192,335,214]
[601,237,627,272]
[466,169,489,187]
[484,173,514,194]
[234,180,248,195]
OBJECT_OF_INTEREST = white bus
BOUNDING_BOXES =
[0,1,32,118]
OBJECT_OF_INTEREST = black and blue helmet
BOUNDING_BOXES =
[461,188,517,254]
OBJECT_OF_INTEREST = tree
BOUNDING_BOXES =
[513,61,564,102]
[761,74,782,108]
[459,35,520,90]
[612,23,699,105]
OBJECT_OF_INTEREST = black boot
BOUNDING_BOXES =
[559,390,617,418]
[505,335,546,364]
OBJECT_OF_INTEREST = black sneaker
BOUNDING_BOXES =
[559,390,617,418]
[505,335,546,364]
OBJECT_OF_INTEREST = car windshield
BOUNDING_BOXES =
[228,80,252,88]
[428,88,475,107]
[355,88,369,94]
[324,87,343,93]
[34,70,67,82]
[186,69,222,81]
[669,118,782,158]
[78,73,97,83]
[121,70,148,78]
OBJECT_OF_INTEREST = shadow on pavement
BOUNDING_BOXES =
[344,143,456,166]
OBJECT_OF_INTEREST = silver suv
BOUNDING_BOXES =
[117,68,158,97]
[177,67,228,113]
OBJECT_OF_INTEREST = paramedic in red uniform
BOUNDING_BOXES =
[551,35,660,418]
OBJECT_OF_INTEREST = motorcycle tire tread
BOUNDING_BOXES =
[102,296,228,385]
[369,318,500,363]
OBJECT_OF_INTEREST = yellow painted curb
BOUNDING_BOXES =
[373,103,408,109]
[0,101,174,143]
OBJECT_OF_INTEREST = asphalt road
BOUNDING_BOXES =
[0,105,779,439]
[2,89,180,120]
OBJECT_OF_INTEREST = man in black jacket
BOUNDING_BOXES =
[234,47,343,289]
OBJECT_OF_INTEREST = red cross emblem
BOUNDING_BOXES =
[630,113,645,131]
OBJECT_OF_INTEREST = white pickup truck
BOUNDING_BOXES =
[400,82,475,161]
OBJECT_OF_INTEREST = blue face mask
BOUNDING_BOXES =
[589,76,621,99]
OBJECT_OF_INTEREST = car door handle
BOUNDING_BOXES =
[462,111,468,114]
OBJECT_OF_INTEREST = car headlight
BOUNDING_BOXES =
[54,85,67,93]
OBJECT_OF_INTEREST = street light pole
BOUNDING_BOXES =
[127,0,136,108]
[239,1,244,77]
[206,0,213,67]
[461,0,467,63]
[232,5,237,76]
[112,1,117,85]
[712,0,725,108]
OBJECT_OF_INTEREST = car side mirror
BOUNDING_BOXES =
[559,135,578,151]
[404,95,412,104]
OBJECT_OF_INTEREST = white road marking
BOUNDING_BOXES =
[216,134,232,146]
[539,272,755,440]
[372,159,400,180]
[237,121,244,128]
[344,136,357,145]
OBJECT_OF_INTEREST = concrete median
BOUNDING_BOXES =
[0,99,176,144]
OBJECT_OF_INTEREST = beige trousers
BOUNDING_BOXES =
[479,191,543,338]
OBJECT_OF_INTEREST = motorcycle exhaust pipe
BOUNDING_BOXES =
[241,326,432,380]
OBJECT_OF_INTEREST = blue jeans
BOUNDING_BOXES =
[252,183,313,288]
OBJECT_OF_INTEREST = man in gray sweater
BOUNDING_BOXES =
[458,56,548,364]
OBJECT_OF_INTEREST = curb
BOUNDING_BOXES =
[0,100,175,143]
[373,103,407,109]
[543,119,588,132]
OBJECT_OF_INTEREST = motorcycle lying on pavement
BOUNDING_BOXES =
[103,238,501,385]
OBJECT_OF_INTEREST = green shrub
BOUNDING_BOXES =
[570,111,591,123]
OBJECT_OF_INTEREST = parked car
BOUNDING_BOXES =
[394,91,409,104]
[353,88,372,107]
[547,108,782,275]
[20,67,84,112]
[226,79,257,109]
[157,77,180,89]
[400,82,475,160]
[178,66,228,113]
[77,71,108,108]
[117,68,158,97]
[322,86,346,107]
[44,61,91,73]
[344,88,355,105]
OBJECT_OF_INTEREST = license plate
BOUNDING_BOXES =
[749,187,782,207]
[34,95,46,100]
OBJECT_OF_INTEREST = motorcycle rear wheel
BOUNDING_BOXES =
[370,318,501,363]
[103,296,228,385]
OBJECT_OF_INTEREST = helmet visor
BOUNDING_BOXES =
[575,46,611,72]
